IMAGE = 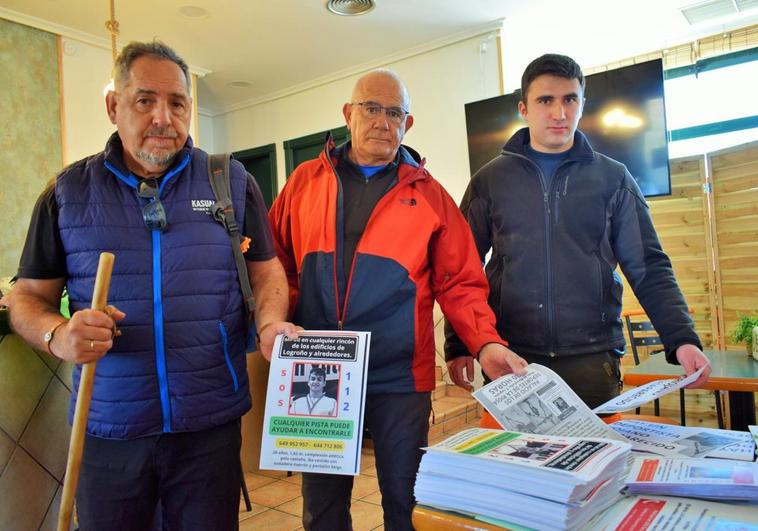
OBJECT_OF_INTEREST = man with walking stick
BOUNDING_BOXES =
[8,40,295,530]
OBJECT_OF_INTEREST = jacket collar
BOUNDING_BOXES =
[103,131,194,180]
[322,133,429,184]
[502,127,595,162]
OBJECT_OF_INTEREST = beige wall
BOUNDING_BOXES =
[59,38,115,165]
[0,19,62,277]
[212,31,502,203]
[198,112,215,151]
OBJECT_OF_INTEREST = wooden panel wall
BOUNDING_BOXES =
[618,141,758,425]
[619,155,713,348]
[711,142,758,351]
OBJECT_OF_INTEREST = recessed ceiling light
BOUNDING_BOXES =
[326,0,375,16]
[228,81,253,88]
[178,5,208,18]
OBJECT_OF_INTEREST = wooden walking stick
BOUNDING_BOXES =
[58,252,115,531]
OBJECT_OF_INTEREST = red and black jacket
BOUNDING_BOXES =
[269,139,504,394]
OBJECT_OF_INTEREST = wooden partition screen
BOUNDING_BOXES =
[619,140,758,422]
[710,142,758,350]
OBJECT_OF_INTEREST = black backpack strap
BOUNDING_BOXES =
[208,153,256,314]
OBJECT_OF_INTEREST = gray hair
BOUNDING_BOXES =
[113,40,191,93]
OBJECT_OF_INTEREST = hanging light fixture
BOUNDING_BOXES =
[105,0,119,62]
[326,0,375,16]
[102,0,120,94]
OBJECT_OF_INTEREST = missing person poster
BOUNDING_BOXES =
[259,331,371,475]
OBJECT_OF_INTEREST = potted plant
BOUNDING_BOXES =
[730,314,758,356]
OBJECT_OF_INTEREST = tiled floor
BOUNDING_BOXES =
[238,448,383,530]
[239,416,482,530]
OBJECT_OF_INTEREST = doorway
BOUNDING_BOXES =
[284,126,350,176]
[233,143,277,208]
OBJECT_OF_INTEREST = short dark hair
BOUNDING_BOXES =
[521,54,584,103]
[113,40,191,93]
[309,366,327,380]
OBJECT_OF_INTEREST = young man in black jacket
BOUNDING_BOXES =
[445,54,710,409]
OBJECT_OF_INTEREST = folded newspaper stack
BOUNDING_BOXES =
[414,428,631,530]
[625,456,758,501]
[588,494,758,530]
[611,419,756,461]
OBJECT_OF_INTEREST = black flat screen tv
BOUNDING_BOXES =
[465,59,671,197]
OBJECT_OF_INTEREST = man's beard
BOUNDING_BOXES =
[137,127,179,168]
[136,148,177,168]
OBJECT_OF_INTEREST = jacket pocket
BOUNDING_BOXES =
[218,321,239,392]
[594,253,607,323]
[497,254,510,324]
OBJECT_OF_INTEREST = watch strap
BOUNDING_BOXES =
[44,321,67,356]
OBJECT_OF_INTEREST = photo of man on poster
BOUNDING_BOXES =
[289,364,339,417]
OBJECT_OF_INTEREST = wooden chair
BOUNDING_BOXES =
[622,308,724,428]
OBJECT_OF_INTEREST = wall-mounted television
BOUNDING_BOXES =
[465,59,671,197]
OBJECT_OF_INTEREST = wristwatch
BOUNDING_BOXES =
[43,321,67,355]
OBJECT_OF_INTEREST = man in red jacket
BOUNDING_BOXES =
[268,69,526,531]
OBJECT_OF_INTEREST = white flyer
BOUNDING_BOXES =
[592,366,706,414]
[259,331,371,475]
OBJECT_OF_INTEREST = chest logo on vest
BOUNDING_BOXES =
[191,199,215,214]
[399,198,417,206]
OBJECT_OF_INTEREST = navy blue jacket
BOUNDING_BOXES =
[57,133,251,439]
[446,128,700,362]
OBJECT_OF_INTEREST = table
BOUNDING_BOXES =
[412,505,514,531]
[624,350,758,431]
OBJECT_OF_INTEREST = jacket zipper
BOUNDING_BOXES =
[105,155,189,433]
[502,152,575,355]
[325,151,412,329]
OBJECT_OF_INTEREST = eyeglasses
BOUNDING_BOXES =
[351,101,409,124]
[138,178,167,231]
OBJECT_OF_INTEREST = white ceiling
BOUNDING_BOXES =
[2,0,757,115]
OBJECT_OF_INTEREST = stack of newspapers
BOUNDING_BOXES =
[414,428,631,530]
[625,456,758,501]
[611,419,757,461]
[587,494,758,529]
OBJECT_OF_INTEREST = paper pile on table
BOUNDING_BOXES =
[588,494,758,530]
[414,428,631,531]
[625,455,758,501]
[611,419,756,461]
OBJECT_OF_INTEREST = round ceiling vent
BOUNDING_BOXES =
[326,0,375,16]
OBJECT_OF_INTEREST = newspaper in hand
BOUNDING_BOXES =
[625,456,758,501]
[473,364,627,441]
[612,419,756,461]
[592,365,706,414]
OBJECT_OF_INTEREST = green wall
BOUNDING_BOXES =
[0,18,62,277]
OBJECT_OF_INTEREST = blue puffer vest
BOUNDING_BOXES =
[56,133,251,439]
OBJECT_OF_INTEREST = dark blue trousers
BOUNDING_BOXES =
[301,392,432,531]
[76,419,242,531]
